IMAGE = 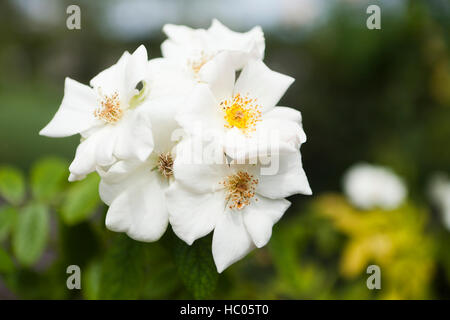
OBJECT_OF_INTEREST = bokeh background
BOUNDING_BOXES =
[0,0,449,299]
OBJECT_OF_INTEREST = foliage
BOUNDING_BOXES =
[0,166,25,206]
[314,194,435,299]
[173,235,219,299]
[13,203,50,267]
[0,157,102,298]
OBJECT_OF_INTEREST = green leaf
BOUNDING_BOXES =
[142,261,181,299]
[60,173,100,225]
[0,247,14,273]
[174,236,218,299]
[12,204,50,266]
[0,166,25,205]
[98,235,150,299]
[0,206,17,241]
[141,240,182,299]
[30,157,68,202]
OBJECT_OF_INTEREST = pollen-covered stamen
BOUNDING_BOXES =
[94,91,123,123]
[220,171,259,210]
[221,93,261,135]
[187,51,213,75]
[157,152,174,178]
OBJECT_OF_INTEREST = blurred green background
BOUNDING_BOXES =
[0,0,449,299]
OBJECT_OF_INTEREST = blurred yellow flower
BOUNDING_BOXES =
[315,194,435,299]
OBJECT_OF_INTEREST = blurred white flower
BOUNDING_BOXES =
[428,173,450,230]
[161,19,265,77]
[167,138,311,272]
[343,163,407,210]
[177,54,305,160]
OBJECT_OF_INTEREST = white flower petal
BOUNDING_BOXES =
[176,84,224,135]
[90,45,148,102]
[162,24,193,42]
[141,97,183,153]
[212,208,255,273]
[160,39,181,60]
[105,169,168,242]
[198,51,235,102]
[68,126,117,179]
[123,45,149,102]
[257,151,312,198]
[223,108,306,161]
[223,128,259,160]
[147,58,195,98]
[68,173,86,182]
[98,159,143,205]
[264,106,304,130]
[161,24,211,60]
[162,24,207,47]
[39,78,100,137]
[243,196,290,248]
[166,182,226,245]
[208,19,265,69]
[172,138,228,193]
[113,107,154,162]
[173,160,228,193]
[90,51,130,98]
[260,106,306,144]
[234,60,294,112]
[232,107,306,157]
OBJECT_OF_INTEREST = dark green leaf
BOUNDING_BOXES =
[60,173,100,225]
[0,206,17,241]
[0,247,14,273]
[0,166,25,205]
[174,236,218,299]
[12,203,50,266]
[141,240,182,299]
[98,235,149,299]
[30,157,68,202]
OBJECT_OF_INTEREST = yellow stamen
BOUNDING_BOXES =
[94,91,123,123]
[221,93,261,135]
[220,171,258,210]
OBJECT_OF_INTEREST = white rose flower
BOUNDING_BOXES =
[40,45,194,182]
[40,45,153,181]
[166,138,311,272]
[176,53,305,160]
[161,19,265,77]
[428,173,450,230]
[343,163,407,210]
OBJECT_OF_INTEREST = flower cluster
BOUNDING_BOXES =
[40,20,311,273]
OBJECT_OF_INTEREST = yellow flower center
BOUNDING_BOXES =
[221,171,258,210]
[221,94,261,135]
[157,152,174,178]
[94,91,123,123]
